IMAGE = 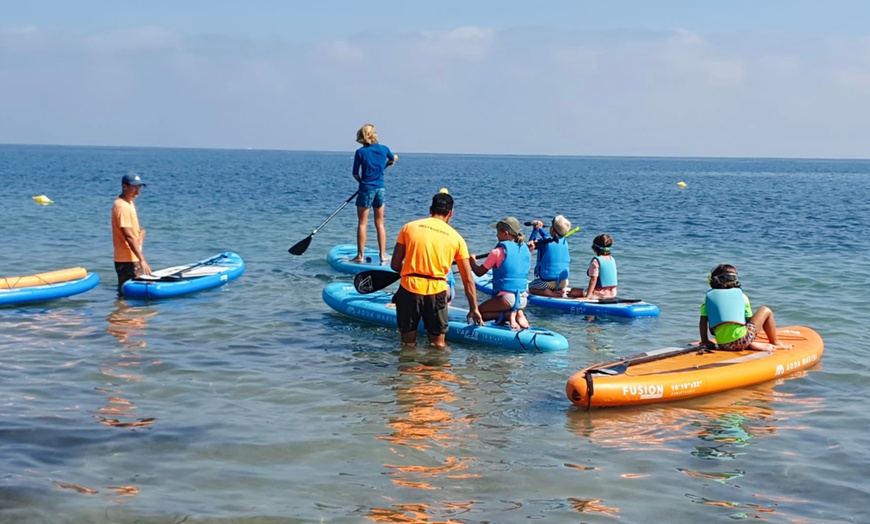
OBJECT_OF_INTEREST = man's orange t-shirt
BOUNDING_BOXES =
[395,216,470,295]
[111,197,142,262]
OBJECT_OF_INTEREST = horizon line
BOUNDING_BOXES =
[1,142,868,163]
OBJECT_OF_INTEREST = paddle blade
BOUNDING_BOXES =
[354,269,401,294]
[288,235,312,255]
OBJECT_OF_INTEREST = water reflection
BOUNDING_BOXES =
[0,307,98,341]
[53,481,141,503]
[565,372,824,452]
[567,498,621,518]
[367,501,475,523]
[95,300,158,430]
[564,376,824,520]
[685,492,801,520]
[583,323,608,354]
[367,347,477,521]
[106,300,157,350]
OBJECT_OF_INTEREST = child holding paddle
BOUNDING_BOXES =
[527,215,574,297]
[700,264,791,351]
[527,222,617,301]
[470,217,531,330]
[351,123,397,265]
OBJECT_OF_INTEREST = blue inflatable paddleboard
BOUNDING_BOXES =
[327,244,392,275]
[474,273,659,318]
[322,282,569,351]
[122,252,245,299]
[0,272,100,307]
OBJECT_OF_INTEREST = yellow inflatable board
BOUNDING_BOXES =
[0,267,88,289]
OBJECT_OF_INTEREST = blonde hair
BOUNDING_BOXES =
[356,124,378,146]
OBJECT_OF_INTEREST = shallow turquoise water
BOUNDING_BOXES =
[0,145,868,522]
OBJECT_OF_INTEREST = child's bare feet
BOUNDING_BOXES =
[749,341,790,352]
[517,310,530,329]
[348,256,364,263]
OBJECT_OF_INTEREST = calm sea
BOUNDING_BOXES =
[0,145,868,523]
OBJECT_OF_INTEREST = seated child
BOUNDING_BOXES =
[566,233,617,299]
[527,215,573,298]
[699,264,791,351]
[470,217,531,330]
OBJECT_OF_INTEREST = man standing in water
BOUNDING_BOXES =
[390,191,484,348]
[112,173,152,293]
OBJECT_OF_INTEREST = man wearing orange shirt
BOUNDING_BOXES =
[112,173,152,292]
[390,192,483,348]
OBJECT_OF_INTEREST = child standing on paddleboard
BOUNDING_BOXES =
[351,124,397,265]
[699,264,791,351]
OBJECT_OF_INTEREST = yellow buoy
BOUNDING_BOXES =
[676,182,687,188]
[439,188,449,194]
[32,195,53,205]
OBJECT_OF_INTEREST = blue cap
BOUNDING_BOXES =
[122,173,146,187]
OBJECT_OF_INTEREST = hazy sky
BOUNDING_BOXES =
[2,1,869,158]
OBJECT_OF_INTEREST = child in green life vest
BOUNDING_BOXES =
[699,264,791,351]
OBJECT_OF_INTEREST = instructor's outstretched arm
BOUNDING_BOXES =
[457,258,484,325]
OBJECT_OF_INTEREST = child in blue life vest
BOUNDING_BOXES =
[568,233,618,300]
[699,264,791,351]
[469,217,531,330]
[527,215,574,297]
[351,123,397,265]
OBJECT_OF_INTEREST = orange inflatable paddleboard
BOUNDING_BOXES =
[0,267,89,290]
[566,326,823,408]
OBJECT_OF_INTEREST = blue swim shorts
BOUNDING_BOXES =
[356,188,386,209]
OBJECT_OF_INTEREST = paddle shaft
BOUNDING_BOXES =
[354,253,487,294]
[589,344,708,374]
[311,191,358,236]
[288,191,359,255]
[136,253,228,281]
[531,225,581,246]
[356,226,580,295]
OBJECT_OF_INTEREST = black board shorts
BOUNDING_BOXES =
[393,285,449,336]
[114,262,141,290]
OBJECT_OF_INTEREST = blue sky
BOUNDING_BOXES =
[2,1,869,158]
